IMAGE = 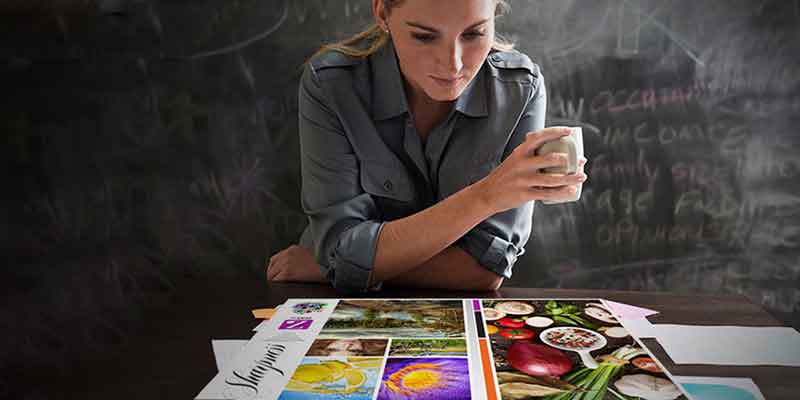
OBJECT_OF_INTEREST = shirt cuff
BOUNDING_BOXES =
[328,221,386,292]
[456,229,525,279]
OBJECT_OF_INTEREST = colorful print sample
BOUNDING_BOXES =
[388,339,467,357]
[305,338,388,357]
[278,357,382,400]
[482,299,688,400]
[319,300,465,338]
[377,357,470,400]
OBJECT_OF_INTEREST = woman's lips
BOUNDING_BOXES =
[431,75,463,87]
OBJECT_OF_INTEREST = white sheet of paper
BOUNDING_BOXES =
[674,376,765,400]
[253,319,271,332]
[196,299,339,400]
[619,317,657,338]
[212,340,248,372]
[652,324,800,366]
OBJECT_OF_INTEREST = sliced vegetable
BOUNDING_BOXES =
[486,324,499,335]
[498,317,526,328]
[614,374,682,400]
[584,307,619,324]
[631,356,663,373]
[586,302,610,311]
[496,301,535,315]
[526,316,554,328]
[500,328,535,340]
[483,307,505,321]
[506,341,572,377]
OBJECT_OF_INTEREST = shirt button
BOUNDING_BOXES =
[383,180,393,191]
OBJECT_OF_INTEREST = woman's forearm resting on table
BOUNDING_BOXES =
[383,245,504,291]
[369,181,495,286]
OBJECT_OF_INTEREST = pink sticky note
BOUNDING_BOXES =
[604,300,659,319]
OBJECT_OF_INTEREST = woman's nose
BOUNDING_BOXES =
[442,42,463,74]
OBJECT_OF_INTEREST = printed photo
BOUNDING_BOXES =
[278,357,383,400]
[305,338,388,357]
[388,338,467,357]
[319,300,465,338]
[482,299,688,400]
[377,357,471,400]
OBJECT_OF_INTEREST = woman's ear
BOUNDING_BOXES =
[373,0,389,31]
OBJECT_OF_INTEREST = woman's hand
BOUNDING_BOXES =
[475,127,588,214]
[266,245,328,283]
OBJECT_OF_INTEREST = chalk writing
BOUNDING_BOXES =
[589,150,660,188]
[595,217,746,254]
[590,82,710,114]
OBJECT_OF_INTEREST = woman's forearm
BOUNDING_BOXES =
[370,182,494,285]
[383,245,503,290]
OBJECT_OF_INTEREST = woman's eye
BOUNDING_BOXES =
[463,31,486,41]
[412,33,436,43]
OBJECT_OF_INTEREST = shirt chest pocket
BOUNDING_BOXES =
[438,160,499,200]
[360,161,416,219]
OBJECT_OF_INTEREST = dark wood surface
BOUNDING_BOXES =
[16,276,799,399]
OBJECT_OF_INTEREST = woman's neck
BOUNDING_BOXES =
[404,80,454,139]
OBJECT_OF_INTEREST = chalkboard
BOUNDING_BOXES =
[1,0,798,379]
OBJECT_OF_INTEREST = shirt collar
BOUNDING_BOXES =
[370,40,488,120]
[371,40,409,121]
[454,63,488,118]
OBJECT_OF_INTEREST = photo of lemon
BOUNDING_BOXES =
[280,357,382,399]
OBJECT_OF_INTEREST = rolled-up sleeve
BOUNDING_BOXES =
[298,65,384,292]
[455,76,546,278]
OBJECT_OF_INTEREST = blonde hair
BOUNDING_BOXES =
[309,0,515,61]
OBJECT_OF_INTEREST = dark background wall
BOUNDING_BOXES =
[1,0,798,381]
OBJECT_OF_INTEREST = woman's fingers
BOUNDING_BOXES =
[525,171,586,187]
[522,127,571,155]
[529,184,578,201]
[272,269,289,282]
[528,152,569,170]
[267,255,282,281]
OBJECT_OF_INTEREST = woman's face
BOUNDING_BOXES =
[325,339,364,355]
[377,0,496,103]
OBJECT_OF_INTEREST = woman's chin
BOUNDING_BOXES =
[424,86,462,102]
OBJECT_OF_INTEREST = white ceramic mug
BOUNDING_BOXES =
[534,126,584,204]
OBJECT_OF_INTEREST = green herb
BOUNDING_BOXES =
[543,301,599,330]
[545,345,646,400]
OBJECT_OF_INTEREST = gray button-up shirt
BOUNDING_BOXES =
[298,40,546,292]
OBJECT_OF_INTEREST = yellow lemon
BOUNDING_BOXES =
[284,379,315,391]
[345,369,367,388]
[293,364,336,383]
[319,360,348,380]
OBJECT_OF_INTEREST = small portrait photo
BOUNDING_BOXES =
[306,338,388,357]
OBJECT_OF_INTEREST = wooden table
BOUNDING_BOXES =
[13,276,799,399]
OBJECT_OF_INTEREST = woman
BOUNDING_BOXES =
[267,0,587,292]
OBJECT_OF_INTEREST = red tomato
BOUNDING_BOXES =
[497,317,526,328]
[499,328,535,340]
